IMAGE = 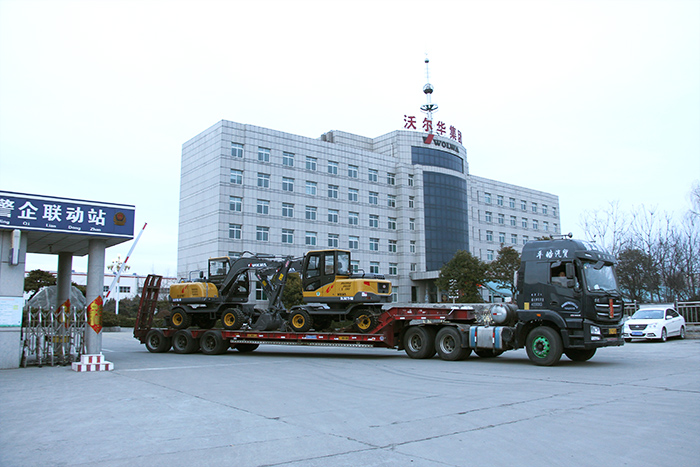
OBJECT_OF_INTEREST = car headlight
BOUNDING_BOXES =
[591,325,601,336]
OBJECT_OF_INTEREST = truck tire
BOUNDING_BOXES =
[564,348,596,362]
[172,330,199,354]
[404,326,437,359]
[200,330,229,355]
[475,349,504,358]
[289,309,312,332]
[525,326,563,366]
[234,343,259,353]
[222,308,244,330]
[170,308,191,330]
[352,309,378,333]
[435,326,470,361]
[145,330,172,353]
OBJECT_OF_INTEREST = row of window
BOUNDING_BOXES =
[228,223,417,253]
[232,142,413,186]
[230,197,416,230]
[230,170,410,207]
[482,212,558,232]
[481,192,557,217]
[484,231,532,246]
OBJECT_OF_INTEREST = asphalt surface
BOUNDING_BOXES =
[1,330,699,467]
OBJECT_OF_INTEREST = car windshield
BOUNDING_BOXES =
[631,309,664,320]
[582,262,618,292]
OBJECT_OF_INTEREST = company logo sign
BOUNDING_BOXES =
[423,134,460,153]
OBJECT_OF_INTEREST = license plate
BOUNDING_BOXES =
[631,332,643,336]
[608,328,617,335]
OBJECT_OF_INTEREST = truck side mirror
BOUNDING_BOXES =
[565,262,575,279]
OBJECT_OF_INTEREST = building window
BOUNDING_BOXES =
[499,232,506,243]
[485,211,493,223]
[328,161,338,175]
[282,177,294,192]
[388,217,397,230]
[542,204,548,215]
[409,218,415,230]
[348,188,358,202]
[230,169,243,185]
[348,165,358,178]
[533,220,539,230]
[543,221,549,232]
[510,215,516,226]
[229,196,242,212]
[523,235,529,245]
[369,214,379,228]
[552,207,557,217]
[232,142,243,158]
[282,203,294,218]
[387,194,396,208]
[511,234,518,244]
[283,151,294,167]
[306,181,317,195]
[328,185,338,199]
[305,206,317,220]
[258,147,270,162]
[118,286,130,294]
[498,213,505,224]
[257,173,270,188]
[521,200,527,211]
[410,240,416,253]
[256,199,269,215]
[256,226,269,242]
[229,224,241,239]
[509,197,516,209]
[388,239,397,252]
[532,202,538,213]
[328,209,339,223]
[348,212,359,225]
[349,235,359,249]
[368,168,378,182]
[409,196,415,208]
[305,231,317,246]
[487,250,494,261]
[369,191,378,205]
[282,229,294,244]
[369,262,379,274]
[351,260,360,273]
[485,192,492,204]
[387,173,396,185]
[522,218,528,229]
[497,195,504,206]
[410,263,417,272]
[305,156,317,171]
[255,282,267,300]
[328,234,339,248]
[369,238,379,251]
[553,223,558,233]
[389,263,398,275]
[486,230,493,242]
[408,174,414,186]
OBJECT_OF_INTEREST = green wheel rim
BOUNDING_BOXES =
[532,335,550,358]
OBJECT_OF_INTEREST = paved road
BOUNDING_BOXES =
[1,331,699,467]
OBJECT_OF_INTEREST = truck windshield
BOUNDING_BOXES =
[582,262,618,292]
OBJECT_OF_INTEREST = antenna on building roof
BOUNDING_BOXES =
[420,55,438,134]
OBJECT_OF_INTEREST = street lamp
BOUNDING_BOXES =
[108,255,130,315]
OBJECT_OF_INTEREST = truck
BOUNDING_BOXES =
[135,238,624,366]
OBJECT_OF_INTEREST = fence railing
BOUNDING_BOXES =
[21,306,87,367]
[623,301,700,324]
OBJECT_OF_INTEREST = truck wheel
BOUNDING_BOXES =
[564,348,596,362]
[145,330,172,353]
[200,330,228,355]
[352,309,378,333]
[404,326,437,359]
[475,349,504,358]
[172,330,199,354]
[435,327,470,361]
[289,310,312,332]
[234,343,259,353]
[170,308,191,330]
[525,326,563,366]
[222,308,244,330]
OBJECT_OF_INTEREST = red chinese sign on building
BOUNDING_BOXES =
[403,115,462,144]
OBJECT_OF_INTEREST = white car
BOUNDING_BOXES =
[622,307,686,342]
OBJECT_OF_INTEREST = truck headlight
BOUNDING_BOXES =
[590,325,601,336]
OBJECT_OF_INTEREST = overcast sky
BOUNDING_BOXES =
[1,0,698,277]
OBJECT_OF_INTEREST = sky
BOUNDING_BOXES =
[1,0,698,277]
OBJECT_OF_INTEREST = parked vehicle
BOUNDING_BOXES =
[622,307,686,342]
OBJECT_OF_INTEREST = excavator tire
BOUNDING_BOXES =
[289,309,312,332]
[351,308,379,333]
[170,308,191,330]
[221,308,244,330]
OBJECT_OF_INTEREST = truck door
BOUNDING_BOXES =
[549,260,581,317]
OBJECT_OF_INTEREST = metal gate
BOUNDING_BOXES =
[21,306,87,367]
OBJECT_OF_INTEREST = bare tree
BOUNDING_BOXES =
[578,200,630,256]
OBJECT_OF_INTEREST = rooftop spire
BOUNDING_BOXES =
[420,56,438,133]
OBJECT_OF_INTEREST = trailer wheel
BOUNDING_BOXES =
[221,308,244,330]
[200,330,228,355]
[564,348,596,362]
[145,330,172,353]
[475,349,504,358]
[404,326,437,359]
[289,309,312,332]
[525,326,563,366]
[352,309,378,333]
[435,327,471,361]
[170,308,191,330]
[234,343,259,353]
[172,330,199,354]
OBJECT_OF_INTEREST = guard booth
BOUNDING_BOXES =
[0,191,135,369]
